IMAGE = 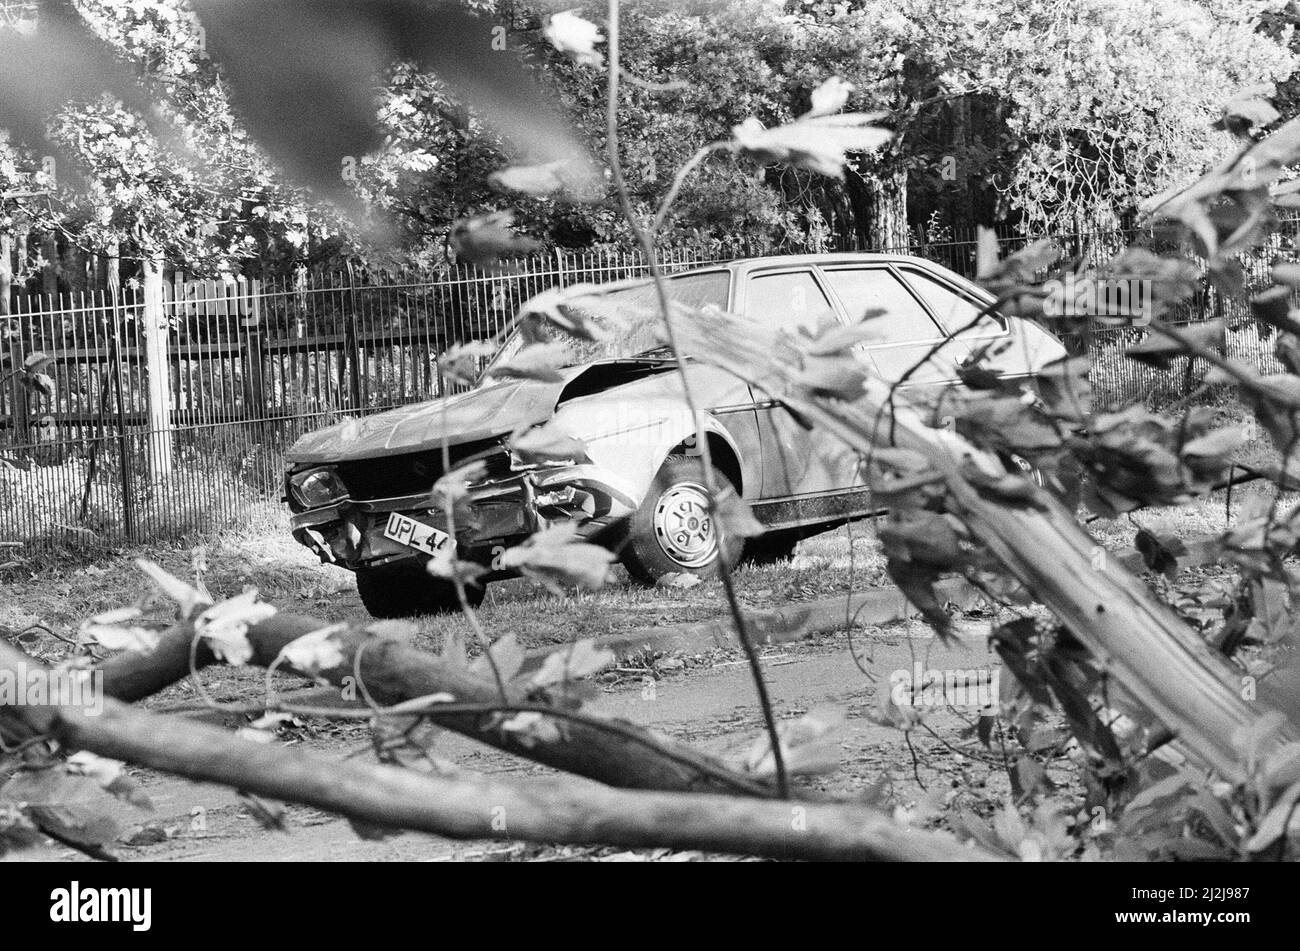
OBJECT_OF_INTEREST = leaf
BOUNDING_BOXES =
[237,793,286,832]
[195,591,277,666]
[437,340,496,387]
[1126,321,1224,368]
[806,76,854,118]
[450,211,539,266]
[889,560,955,639]
[1262,743,1300,793]
[1217,90,1280,133]
[22,351,52,372]
[657,571,701,589]
[542,9,604,67]
[975,233,1058,285]
[517,284,621,342]
[66,752,152,812]
[22,372,54,399]
[1250,287,1300,335]
[710,484,765,540]
[1012,757,1048,798]
[1232,710,1288,772]
[2,768,122,849]
[487,342,569,382]
[791,352,870,398]
[80,606,161,653]
[432,460,489,503]
[471,633,526,683]
[878,511,962,566]
[498,711,562,748]
[731,112,891,179]
[742,705,845,778]
[498,522,614,593]
[426,548,489,588]
[279,624,347,678]
[64,752,122,788]
[135,558,211,619]
[440,627,469,671]
[1134,528,1186,580]
[528,640,615,689]
[366,619,420,641]
[1181,427,1244,460]
[488,161,568,197]
[508,420,588,466]
[1245,780,1300,853]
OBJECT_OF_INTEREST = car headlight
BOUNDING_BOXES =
[289,467,348,508]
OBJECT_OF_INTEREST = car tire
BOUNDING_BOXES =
[742,530,799,565]
[355,559,485,618]
[620,455,745,585]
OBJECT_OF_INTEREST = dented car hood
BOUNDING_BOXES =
[287,374,576,464]
[286,362,664,464]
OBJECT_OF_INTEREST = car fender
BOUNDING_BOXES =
[550,397,742,506]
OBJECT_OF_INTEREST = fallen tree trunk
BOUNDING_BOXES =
[672,311,1296,782]
[1,641,999,861]
[95,612,778,797]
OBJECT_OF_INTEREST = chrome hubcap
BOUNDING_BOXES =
[653,481,717,568]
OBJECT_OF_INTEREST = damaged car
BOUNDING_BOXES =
[284,253,1067,617]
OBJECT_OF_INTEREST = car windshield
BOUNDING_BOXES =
[482,270,731,377]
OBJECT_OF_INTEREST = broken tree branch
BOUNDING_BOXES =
[94,612,780,797]
[0,641,1000,861]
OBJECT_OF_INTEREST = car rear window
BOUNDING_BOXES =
[819,267,943,343]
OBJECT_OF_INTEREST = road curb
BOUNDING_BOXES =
[521,577,982,671]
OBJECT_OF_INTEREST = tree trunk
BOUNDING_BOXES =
[866,166,909,251]
[40,231,58,298]
[62,241,87,296]
[1,231,25,444]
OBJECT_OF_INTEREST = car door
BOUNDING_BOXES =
[817,264,969,389]
[737,267,863,499]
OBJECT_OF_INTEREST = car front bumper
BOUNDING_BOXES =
[288,463,641,573]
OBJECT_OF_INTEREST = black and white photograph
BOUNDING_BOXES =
[0,0,1294,910]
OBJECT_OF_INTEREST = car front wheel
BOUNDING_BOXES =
[355,559,485,618]
[619,455,744,584]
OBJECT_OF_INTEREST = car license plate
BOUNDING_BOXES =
[383,512,454,556]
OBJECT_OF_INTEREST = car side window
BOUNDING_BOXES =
[899,267,1006,338]
[819,267,943,342]
[744,270,837,335]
